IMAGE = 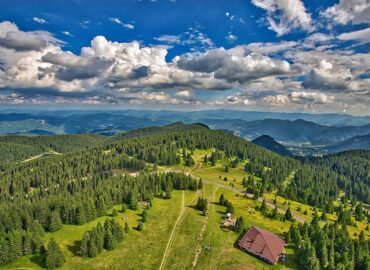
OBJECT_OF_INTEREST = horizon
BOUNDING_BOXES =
[2,106,370,117]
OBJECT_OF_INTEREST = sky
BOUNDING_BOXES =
[0,0,369,115]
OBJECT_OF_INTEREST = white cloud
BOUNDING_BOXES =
[0,21,62,52]
[321,0,370,25]
[175,47,293,83]
[153,26,214,51]
[154,35,181,44]
[252,0,314,36]
[33,17,46,24]
[243,41,298,55]
[303,59,357,91]
[109,17,135,29]
[0,21,369,114]
[61,31,73,37]
[225,33,238,42]
[337,27,370,43]
[264,91,333,105]
[176,90,191,97]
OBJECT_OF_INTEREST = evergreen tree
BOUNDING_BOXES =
[104,231,117,251]
[45,238,65,269]
[234,216,245,232]
[124,222,130,233]
[49,211,62,232]
[198,179,203,189]
[137,221,144,231]
[219,194,225,206]
[142,209,148,223]
[78,232,90,257]
[285,207,294,221]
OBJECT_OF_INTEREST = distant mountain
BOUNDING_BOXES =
[0,110,369,155]
[324,133,370,153]
[252,135,293,156]
[203,118,370,145]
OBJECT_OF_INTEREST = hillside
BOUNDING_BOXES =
[252,135,293,156]
[324,133,370,153]
[0,123,369,270]
[0,134,105,168]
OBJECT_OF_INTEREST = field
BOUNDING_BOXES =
[2,148,369,270]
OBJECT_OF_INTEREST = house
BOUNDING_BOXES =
[238,226,286,264]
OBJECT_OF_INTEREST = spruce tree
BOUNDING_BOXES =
[137,221,144,231]
[124,222,130,233]
[49,211,62,232]
[45,238,65,269]
[78,232,90,257]
[285,207,294,221]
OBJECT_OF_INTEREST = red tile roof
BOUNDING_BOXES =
[238,226,286,264]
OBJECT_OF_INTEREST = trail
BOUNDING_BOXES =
[21,150,61,163]
[158,190,199,270]
[191,186,218,269]
[164,164,305,223]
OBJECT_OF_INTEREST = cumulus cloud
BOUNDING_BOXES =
[264,91,333,105]
[176,90,191,97]
[0,21,61,52]
[251,0,314,36]
[175,47,293,83]
[321,0,370,25]
[303,59,356,91]
[0,21,369,114]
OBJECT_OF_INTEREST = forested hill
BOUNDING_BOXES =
[0,134,105,168]
[252,135,293,156]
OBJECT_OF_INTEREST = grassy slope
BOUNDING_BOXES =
[1,191,197,270]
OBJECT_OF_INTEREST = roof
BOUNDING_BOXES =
[238,226,285,264]
[222,217,236,227]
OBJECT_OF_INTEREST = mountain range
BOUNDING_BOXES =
[0,109,369,155]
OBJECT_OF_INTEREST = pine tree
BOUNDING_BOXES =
[124,222,130,233]
[142,209,148,223]
[137,221,144,231]
[285,207,294,221]
[104,231,117,251]
[49,211,62,232]
[198,179,203,189]
[45,238,65,269]
[234,216,245,232]
[219,194,225,206]
[78,232,90,257]
[260,198,267,215]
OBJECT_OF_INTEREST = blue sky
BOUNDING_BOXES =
[0,0,369,114]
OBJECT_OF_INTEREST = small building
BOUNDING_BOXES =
[221,213,236,229]
[238,226,286,264]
